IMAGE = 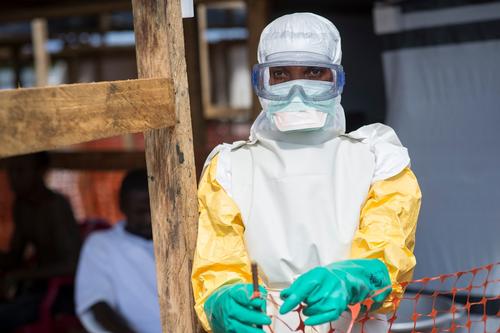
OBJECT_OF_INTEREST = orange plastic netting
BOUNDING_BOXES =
[261,262,499,333]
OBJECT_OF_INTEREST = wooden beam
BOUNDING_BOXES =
[132,0,200,332]
[31,18,50,87]
[247,0,269,120]
[196,0,246,8]
[0,78,175,158]
[205,105,248,119]
[196,4,211,119]
[0,151,146,170]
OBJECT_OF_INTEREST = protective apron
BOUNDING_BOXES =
[222,114,391,333]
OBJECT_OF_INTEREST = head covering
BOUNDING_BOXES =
[253,13,346,141]
[258,13,342,64]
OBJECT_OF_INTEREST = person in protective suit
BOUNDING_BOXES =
[192,12,421,333]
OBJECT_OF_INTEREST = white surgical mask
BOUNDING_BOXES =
[263,80,338,132]
[272,109,327,132]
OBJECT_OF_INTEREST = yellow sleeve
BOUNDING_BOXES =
[350,167,421,312]
[191,154,253,331]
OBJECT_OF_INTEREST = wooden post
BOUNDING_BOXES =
[131,0,200,332]
[183,16,206,176]
[196,4,211,119]
[247,0,269,120]
[31,18,50,87]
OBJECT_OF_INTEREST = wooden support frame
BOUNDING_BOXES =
[197,0,252,120]
[132,0,200,332]
[0,0,200,331]
[0,78,175,157]
[247,0,269,120]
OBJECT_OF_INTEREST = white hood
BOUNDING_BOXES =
[255,12,346,139]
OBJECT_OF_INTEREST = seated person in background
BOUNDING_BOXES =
[75,169,161,333]
[0,152,81,332]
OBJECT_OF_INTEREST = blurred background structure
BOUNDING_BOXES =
[0,0,498,332]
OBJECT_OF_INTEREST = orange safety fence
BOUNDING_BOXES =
[47,169,125,223]
[261,262,499,333]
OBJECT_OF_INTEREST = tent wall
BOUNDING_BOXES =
[374,0,500,295]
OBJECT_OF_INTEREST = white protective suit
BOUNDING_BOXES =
[192,13,421,333]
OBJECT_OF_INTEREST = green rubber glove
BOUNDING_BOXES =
[204,283,272,333]
[280,259,392,326]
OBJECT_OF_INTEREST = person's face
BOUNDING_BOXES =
[269,66,334,85]
[122,190,152,240]
[6,156,45,196]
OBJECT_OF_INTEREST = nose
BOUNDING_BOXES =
[287,85,308,100]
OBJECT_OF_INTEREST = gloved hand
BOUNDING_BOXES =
[280,259,392,326]
[204,283,272,333]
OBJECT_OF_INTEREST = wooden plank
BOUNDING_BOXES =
[247,0,269,120]
[132,0,200,332]
[0,151,146,170]
[197,0,246,8]
[196,4,211,119]
[0,78,175,158]
[31,18,50,87]
[205,105,248,120]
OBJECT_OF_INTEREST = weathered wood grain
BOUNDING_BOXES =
[132,0,200,332]
[0,78,175,158]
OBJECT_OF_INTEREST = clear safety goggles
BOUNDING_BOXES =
[252,61,345,102]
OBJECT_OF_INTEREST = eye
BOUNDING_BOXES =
[305,67,325,78]
[270,68,289,81]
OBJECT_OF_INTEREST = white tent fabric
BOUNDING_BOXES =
[374,1,500,296]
